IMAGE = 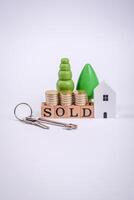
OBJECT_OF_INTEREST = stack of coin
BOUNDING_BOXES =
[74,90,88,106]
[60,91,73,106]
[45,90,59,106]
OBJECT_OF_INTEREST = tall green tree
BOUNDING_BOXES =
[76,64,99,99]
[57,58,74,92]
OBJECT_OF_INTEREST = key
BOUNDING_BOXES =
[25,117,49,129]
[38,117,77,130]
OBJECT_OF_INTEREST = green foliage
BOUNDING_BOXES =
[76,64,99,99]
[57,58,74,92]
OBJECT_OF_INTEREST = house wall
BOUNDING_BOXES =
[94,86,116,118]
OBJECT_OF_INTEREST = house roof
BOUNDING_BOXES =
[94,81,116,94]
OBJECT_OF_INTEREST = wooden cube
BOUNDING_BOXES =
[41,102,54,118]
[80,103,94,118]
[54,105,68,118]
[67,105,81,118]
[41,102,94,119]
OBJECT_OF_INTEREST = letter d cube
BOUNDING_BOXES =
[80,103,94,118]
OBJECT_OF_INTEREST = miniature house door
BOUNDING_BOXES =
[103,112,107,118]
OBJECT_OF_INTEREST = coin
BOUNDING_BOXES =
[45,90,59,106]
[60,91,73,106]
[74,90,88,106]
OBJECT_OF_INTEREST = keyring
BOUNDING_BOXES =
[14,103,33,121]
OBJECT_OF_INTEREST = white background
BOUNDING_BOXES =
[0,0,134,200]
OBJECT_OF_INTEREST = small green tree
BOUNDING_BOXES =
[57,58,74,92]
[76,64,99,99]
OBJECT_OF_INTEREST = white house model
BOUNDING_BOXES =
[94,81,116,118]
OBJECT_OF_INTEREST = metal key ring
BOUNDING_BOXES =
[14,103,33,121]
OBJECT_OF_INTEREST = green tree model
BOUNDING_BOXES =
[76,64,99,99]
[57,58,74,92]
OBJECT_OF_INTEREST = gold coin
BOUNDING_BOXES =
[60,91,73,106]
[45,90,58,95]
[45,90,59,106]
[74,90,88,106]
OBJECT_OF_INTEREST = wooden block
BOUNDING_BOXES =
[80,103,94,118]
[41,102,54,118]
[67,105,81,118]
[54,105,68,118]
[41,103,94,119]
